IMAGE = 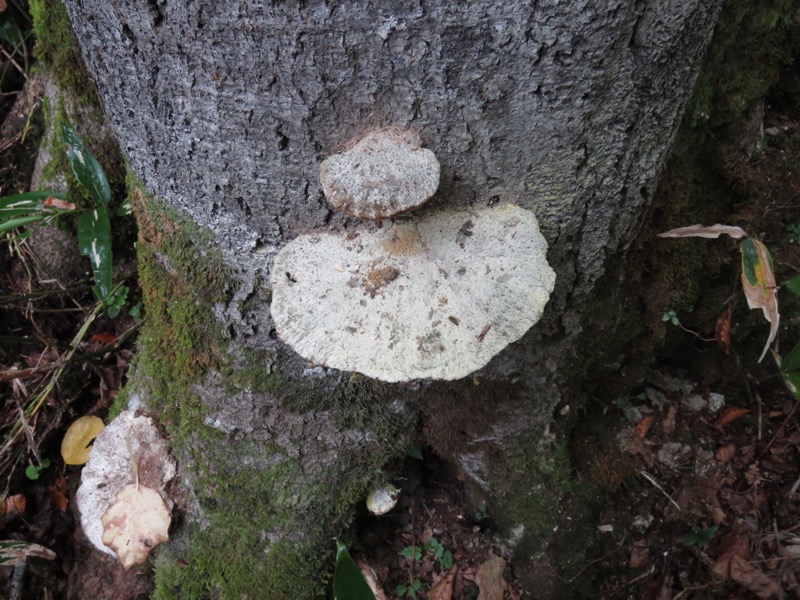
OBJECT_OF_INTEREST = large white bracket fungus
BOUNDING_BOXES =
[77,410,175,561]
[270,204,555,382]
[319,129,440,220]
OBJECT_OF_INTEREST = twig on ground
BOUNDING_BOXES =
[640,470,682,513]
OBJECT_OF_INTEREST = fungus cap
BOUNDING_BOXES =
[320,129,440,220]
[76,410,175,557]
[270,204,555,382]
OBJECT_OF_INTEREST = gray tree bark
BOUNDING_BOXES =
[63,0,723,597]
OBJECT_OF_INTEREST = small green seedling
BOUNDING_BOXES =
[25,458,50,480]
[682,525,719,547]
[396,579,422,598]
[662,310,680,327]
[400,545,422,560]
[475,503,489,522]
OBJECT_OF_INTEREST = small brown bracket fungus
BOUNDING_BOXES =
[319,129,440,220]
[270,204,556,382]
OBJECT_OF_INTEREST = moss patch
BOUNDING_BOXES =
[128,180,418,598]
[30,0,100,107]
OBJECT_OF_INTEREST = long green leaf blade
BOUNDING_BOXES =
[62,124,112,206]
[333,540,376,600]
[0,215,47,234]
[77,204,112,301]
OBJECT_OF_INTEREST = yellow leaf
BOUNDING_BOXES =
[739,238,779,362]
[61,416,105,465]
[101,483,171,569]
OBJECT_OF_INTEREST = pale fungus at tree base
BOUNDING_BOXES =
[270,128,556,382]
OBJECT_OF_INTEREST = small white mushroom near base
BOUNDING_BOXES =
[366,484,400,515]
[320,129,440,220]
[270,204,556,382]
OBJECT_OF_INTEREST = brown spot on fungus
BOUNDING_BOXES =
[269,205,556,382]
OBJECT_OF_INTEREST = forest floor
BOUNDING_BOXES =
[2,6,800,600]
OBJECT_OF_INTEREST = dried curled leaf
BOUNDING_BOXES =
[0,494,25,528]
[658,224,748,239]
[0,540,56,566]
[61,416,105,465]
[715,306,733,355]
[716,407,751,427]
[635,415,656,439]
[101,483,170,569]
[740,238,779,363]
[715,443,737,464]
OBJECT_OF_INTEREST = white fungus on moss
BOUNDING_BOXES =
[270,204,555,382]
[319,129,440,220]
[76,410,175,558]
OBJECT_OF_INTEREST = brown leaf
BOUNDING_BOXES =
[723,554,785,599]
[429,565,457,600]
[662,404,677,434]
[629,539,650,569]
[658,224,748,239]
[476,554,507,600]
[0,540,56,565]
[42,197,76,211]
[357,561,388,600]
[49,476,69,513]
[716,407,751,426]
[635,415,656,439]
[715,306,733,355]
[101,483,171,569]
[0,494,25,527]
[715,443,737,464]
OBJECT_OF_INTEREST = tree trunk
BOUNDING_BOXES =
[63,1,722,597]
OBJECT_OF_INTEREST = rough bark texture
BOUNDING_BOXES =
[62,1,723,597]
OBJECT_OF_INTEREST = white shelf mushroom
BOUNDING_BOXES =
[270,204,555,382]
[319,129,440,220]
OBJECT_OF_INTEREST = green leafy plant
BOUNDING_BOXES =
[475,503,489,522]
[396,537,455,597]
[24,458,50,480]
[333,540,376,600]
[0,123,128,316]
[682,525,719,547]
[662,309,680,326]
[396,579,422,598]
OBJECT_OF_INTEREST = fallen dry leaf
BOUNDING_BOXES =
[629,539,650,569]
[50,476,69,512]
[715,305,733,355]
[658,224,748,239]
[42,197,76,210]
[429,565,457,600]
[357,561,388,600]
[662,404,677,434]
[716,407,751,426]
[0,494,25,528]
[0,540,56,566]
[713,553,785,599]
[715,443,737,464]
[476,554,506,600]
[739,238,779,362]
[101,483,171,569]
[635,415,656,439]
[61,415,105,465]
